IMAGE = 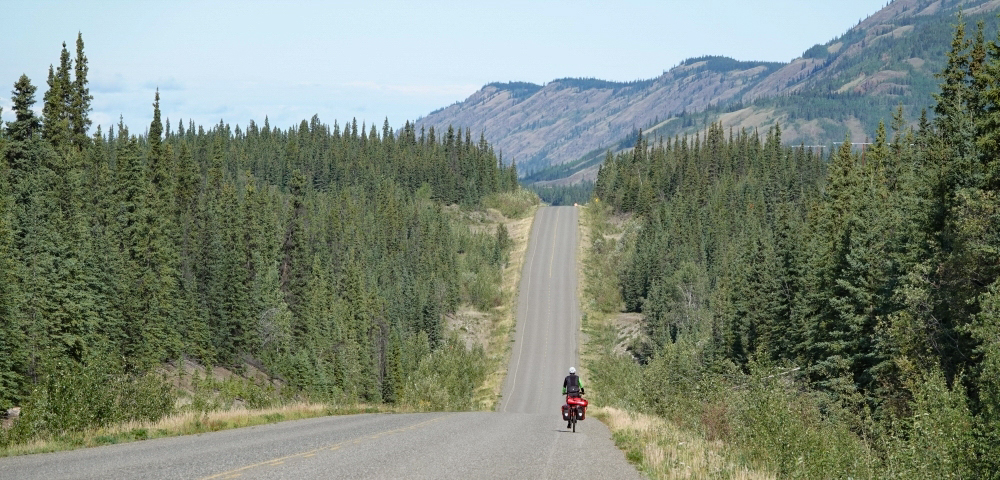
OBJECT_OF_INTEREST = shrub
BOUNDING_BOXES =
[480,189,539,219]
[1,360,175,447]
[726,374,877,478]
[401,338,489,411]
[881,367,975,478]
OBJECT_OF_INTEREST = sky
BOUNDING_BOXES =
[2,0,888,135]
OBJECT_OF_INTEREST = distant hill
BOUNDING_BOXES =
[415,0,1000,184]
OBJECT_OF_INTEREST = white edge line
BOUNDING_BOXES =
[503,209,541,413]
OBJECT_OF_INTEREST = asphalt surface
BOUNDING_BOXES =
[1,205,640,479]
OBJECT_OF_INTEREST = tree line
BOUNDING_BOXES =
[592,18,1000,476]
[0,35,519,414]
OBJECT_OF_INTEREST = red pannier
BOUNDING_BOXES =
[563,396,589,420]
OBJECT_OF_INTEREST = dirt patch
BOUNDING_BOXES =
[159,357,284,397]
[918,0,942,16]
[891,25,914,38]
[964,0,1000,15]
[447,308,490,351]
[611,312,646,357]
[906,57,926,70]
[845,116,869,142]
[2,407,20,430]
[856,70,907,94]
[836,73,866,94]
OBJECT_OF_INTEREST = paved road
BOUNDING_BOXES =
[1,206,640,479]
[501,206,581,415]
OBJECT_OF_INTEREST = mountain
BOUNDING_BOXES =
[415,0,1000,183]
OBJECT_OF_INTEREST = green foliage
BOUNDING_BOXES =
[582,201,625,314]
[0,361,174,448]
[881,367,976,478]
[802,44,829,59]
[678,55,784,75]
[549,77,656,92]
[479,188,539,219]
[585,327,644,411]
[0,37,519,443]
[527,182,593,206]
[401,338,490,411]
[586,14,1000,475]
[726,370,876,477]
[970,279,1000,476]
[184,373,275,413]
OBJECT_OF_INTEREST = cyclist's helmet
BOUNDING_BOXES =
[569,367,576,374]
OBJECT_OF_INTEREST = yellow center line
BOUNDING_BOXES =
[549,210,559,278]
[200,415,450,479]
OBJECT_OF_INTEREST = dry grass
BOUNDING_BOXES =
[595,407,773,480]
[1,402,387,457]
[472,204,539,410]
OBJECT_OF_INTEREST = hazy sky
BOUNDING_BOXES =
[3,0,887,135]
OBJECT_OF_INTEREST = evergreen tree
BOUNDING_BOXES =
[41,43,72,152]
[2,43,519,411]
[70,33,92,150]
[0,168,25,409]
[976,25,1000,190]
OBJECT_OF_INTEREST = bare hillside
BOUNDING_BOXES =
[415,0,1000,178]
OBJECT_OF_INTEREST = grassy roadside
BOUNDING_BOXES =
[1,403,374,457]
[577,202,773,479]
[0,191,539,458]
[594,407,772,480]
[473,192,540,410]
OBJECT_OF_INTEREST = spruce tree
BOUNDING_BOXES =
[0,174,25,408]
[976,26,1000,190]
[934,15,978,188]
[70,33,92,150]
[280,169,310,316]
[42,42,72,152]
[8,75,41,144]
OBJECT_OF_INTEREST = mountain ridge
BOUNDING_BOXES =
[415,0,1000,182]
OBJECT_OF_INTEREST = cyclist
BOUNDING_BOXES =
[562,367,585,428]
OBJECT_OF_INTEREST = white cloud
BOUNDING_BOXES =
[342,81,479,97]
[142,77,185,91]
[91,73,127,93]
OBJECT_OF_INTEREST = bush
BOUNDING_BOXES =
[726,373,877,478]
[480,189,539,219]
[881,367,975,478]
[401,338,489,411]
[1,360,175,447]
[456,227,506,310]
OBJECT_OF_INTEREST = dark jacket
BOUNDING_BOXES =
[562,374,585,396]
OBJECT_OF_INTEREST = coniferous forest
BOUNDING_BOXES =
[0,36,522,441]
[589,19,1000,477]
